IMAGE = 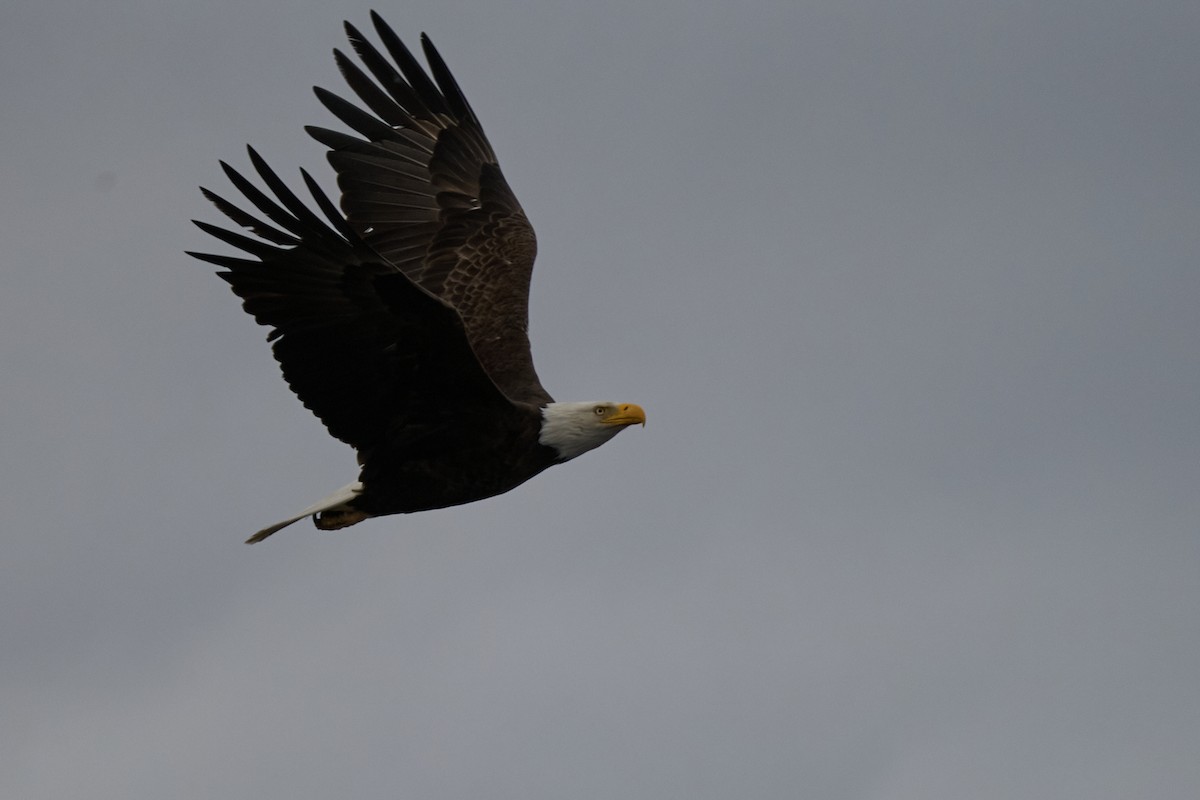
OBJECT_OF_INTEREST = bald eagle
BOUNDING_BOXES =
[189,12,645,543]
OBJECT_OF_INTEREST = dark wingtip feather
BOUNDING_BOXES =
[305,124,363,151]
[420,35,477,126]
[332,47,412,128]
[244,145,335,237]
[343,21,368,50]
[199,186,298,245]
[186,249,255,271]
[300,167,356,240]
[314,85,399,141]
[215,155,306,237]
[192,219,280,258]
[369,12,448,117]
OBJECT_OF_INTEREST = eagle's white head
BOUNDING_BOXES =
[539,401,646,461]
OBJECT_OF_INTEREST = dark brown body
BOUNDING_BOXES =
[351,405,559,517]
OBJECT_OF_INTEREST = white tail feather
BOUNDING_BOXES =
[245,482,364,544]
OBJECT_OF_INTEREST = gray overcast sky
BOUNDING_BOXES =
[3,0,1198,797]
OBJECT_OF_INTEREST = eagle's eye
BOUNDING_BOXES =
[593,406,606,416]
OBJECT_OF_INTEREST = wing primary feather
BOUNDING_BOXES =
[332,48,411,128]
[314,86,400,141]
[199,187,299,245]
[305,124,364,151]
[245,146,338,239]
[191,219,285,261]
[219,160,306,236]
[343,23,430,117]
[300,167,358,240]
[184,249,256,271]
[419,35,479,127]
[368,12,450,117]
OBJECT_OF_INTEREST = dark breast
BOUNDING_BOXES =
[350,406,558,517]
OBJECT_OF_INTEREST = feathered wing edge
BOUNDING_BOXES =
[188,145,514,452]
[188,147,521,541]
[305,14,552,407]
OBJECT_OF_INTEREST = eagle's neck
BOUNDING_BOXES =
[538,402,623,462]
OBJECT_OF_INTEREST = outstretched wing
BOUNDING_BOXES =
[306,12,551,406]
[188,147,520,459]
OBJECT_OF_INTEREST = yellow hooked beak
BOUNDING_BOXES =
[603,403,646,427]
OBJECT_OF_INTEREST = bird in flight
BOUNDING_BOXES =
[189,12,645,543]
